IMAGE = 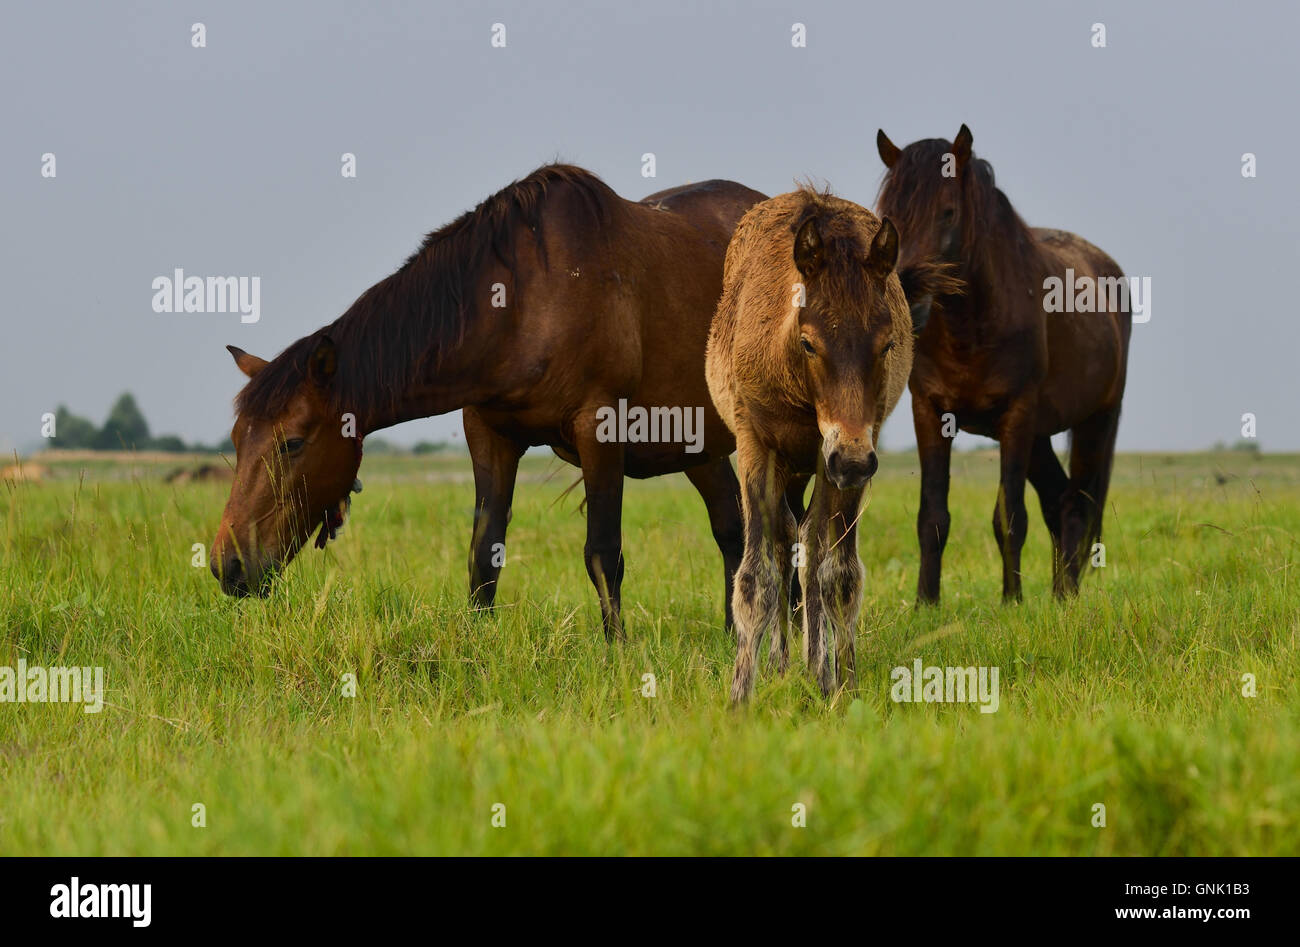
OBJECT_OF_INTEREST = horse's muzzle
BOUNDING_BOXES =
[825,447,878,490]
[211,553,269,597]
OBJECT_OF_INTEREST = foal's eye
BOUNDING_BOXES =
[800,337,816,356]
[281,437,305,454]
[883,340,896,355]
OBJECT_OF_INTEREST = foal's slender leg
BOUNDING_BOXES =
[993,404,1036,602]
[730,427,790,703]
[912,396,953,604]
[1027,436,1069,597]
[822,482,867,695]
[800,466,830,689]
[685,459,744,633]
[768,492,797,675]
[801,467,866,696]
[464,408,525,612]
[574,411,627,642]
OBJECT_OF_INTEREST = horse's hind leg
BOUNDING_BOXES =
[685,459,744,633]
[575,412,627,642]
[1027,436,1069,597]
[993,404,1035,602]
[464,408,525,613]
[1061,405,1122,593]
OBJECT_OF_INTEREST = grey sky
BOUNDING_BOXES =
[2,0,1296,455]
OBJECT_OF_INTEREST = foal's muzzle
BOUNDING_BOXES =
[825,448,878,490]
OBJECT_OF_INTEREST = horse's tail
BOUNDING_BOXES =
[1070,402,1122,571]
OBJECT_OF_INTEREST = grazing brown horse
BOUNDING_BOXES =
[876,125,1132,602]
[707,187,930,701]
[211,164,768,640]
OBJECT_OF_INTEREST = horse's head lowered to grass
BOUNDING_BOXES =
[211,338,363,596]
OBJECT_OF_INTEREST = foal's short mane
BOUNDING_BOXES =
[876,139,1043,285]
[235,163,615,423]
[790,184,879,298]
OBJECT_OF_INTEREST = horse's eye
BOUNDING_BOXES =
[281,437,305,454]
[883,340,896,355]
[941,208,956,223]
[801,337,816,356]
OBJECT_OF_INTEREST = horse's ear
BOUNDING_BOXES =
[877,129,901,169]
[309,336,337,386]
[865,218,900,277]
[953,124,973,167]
[227,345,267,379]
[793,217,823,277]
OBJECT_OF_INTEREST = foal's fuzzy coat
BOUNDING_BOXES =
[707,188,914,701]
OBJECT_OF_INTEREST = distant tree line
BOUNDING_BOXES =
[47,393,453,455]
[48,394,232,453]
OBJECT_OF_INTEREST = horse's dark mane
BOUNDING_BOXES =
[235,163,615,423]
[877,139,1043,288]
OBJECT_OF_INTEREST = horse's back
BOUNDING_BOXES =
[517,176,756,472]
[641,180,768,243]
[1034,228,1124,282]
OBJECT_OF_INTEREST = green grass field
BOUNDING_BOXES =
[1,449,1297,855]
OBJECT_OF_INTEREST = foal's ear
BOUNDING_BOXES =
[309,336,337,386]
[227,345,268,379]
[793,216,824,277]
[952,124,973,167]
[877,129,901,169]
[865,218,900,277]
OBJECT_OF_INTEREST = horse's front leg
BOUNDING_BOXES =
[800,461,866,696]
[820,482,867,695]
[912,395,953,605]
[800,464,831,691]
[464,408,524,613]
[768,487,797,675]
[575,409,627,642]
[730,427,791,704]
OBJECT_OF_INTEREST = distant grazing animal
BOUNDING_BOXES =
[211,164,768,641]
[1,462,50,483]
[707,187,953,701]
[877,125,1131,601]
[165,463,234,485]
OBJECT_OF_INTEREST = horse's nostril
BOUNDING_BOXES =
[863,450,879,480]
[212,554,242,583]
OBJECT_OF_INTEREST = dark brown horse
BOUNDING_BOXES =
[876,125,1131,602]
[211,164,767,640]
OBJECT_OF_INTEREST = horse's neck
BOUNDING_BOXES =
[962,235,1046,318]
[358,308,497,436]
